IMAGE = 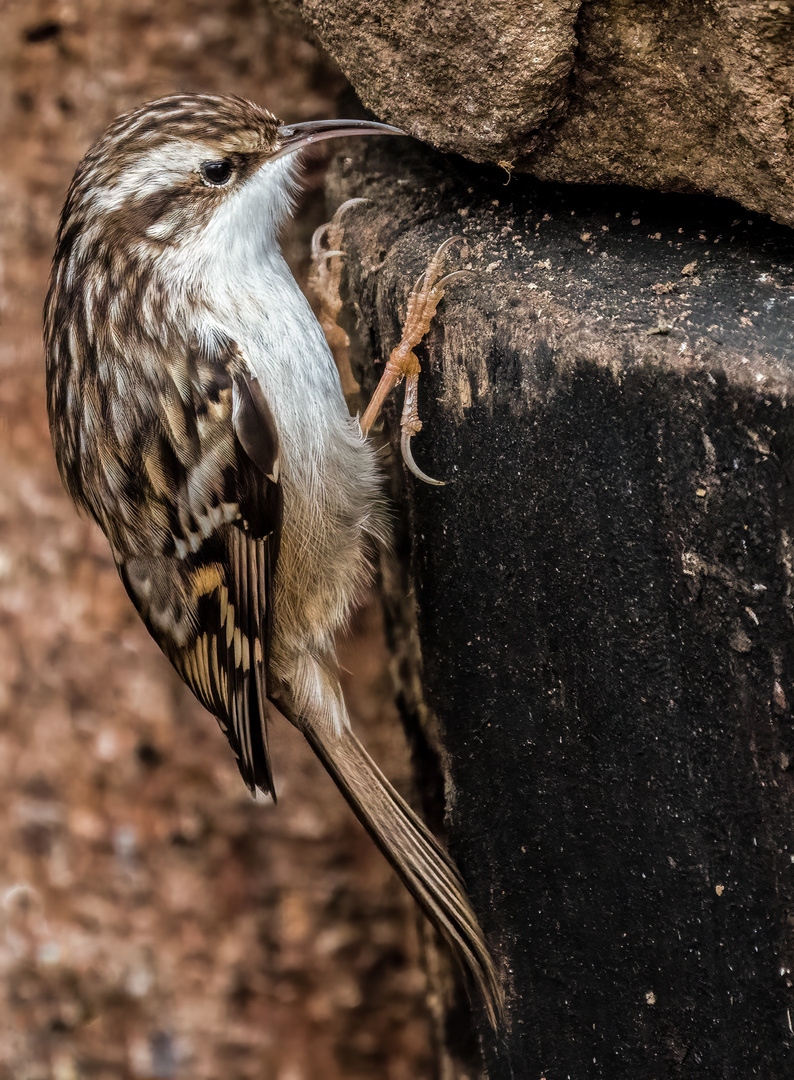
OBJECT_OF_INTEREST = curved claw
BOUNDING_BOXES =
[334,196,371,216]
[311,198,371,259]
[400,430,446,486]
[434,268,477,288]
[434,235,466,258]
[310,221,331,261]
[410,268,429,295]
[411,238,469,295]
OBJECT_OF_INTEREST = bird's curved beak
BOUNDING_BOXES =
[273,119,405,160]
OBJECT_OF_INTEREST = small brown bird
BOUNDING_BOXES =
[43,93,501,1022]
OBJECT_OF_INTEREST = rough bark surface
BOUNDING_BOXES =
[327,134,794,1077]
[278,0,794,229]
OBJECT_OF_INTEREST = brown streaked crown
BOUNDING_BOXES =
[73,93,282,189]
[53,94,284,255]
[105,93,281,151]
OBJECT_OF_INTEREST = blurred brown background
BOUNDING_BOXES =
[0,1,435,1076]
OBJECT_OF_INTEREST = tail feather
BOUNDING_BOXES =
[301,722,504,1027]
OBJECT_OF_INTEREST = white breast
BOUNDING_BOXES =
[162,157,389,727]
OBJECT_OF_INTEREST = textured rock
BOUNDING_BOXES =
[277,0,580,154]
[279,0,794,228]
[326,134,794,1076]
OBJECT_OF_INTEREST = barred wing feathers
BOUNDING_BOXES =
[117,338,283,798]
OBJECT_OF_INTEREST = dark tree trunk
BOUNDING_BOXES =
[326,133,794,1078]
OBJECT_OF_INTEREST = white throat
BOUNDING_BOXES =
[180,155,359,495]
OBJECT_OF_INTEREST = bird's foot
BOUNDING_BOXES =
[360,236,470,485]
[309,199,370,364]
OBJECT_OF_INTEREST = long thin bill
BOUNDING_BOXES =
[273,119,405,159]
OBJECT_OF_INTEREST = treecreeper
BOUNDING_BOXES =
[43,93,503,1025]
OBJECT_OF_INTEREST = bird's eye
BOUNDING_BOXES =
[200,159,234,186]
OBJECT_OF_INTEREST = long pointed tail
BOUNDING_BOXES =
[300,721,504,1027]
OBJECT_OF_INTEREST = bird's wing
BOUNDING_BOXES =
[115,332,283,797]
